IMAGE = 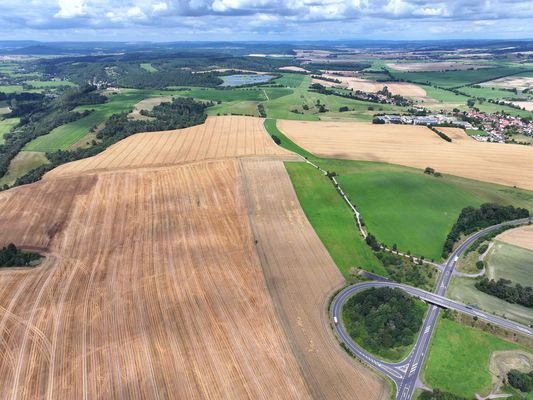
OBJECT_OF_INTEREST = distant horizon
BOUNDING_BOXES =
[0,1,531,42]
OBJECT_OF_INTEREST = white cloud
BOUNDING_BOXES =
[54,0,87,18]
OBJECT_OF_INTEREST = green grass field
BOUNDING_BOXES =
[459,85,527,100]
[486,241,533,286]
[285,162,387,277]
[421,84,470,104]
[266,119,533,262]
[24,89,168,152]
[0,118,20,144]
[24,80,76,88]
[0,85,24,93]
[265,75,407,121]
[423,317,531,398]
[475,100,533,117]
[449,277,532,325]
[0,151,49,186]
[140,63,158,73]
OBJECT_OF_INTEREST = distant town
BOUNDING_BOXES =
[374,109,533,144]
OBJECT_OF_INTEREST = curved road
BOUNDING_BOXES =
[331,218,532,400]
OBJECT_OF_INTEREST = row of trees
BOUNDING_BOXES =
[0,85,107,179]
[475,278,533,308]
[442,203,530,258]
[0,243,41,267]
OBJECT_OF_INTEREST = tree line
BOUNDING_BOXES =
[475,278,533,308]
[0,85,107,180]
[442,203,530,258]
[13,97,209,187]
[0,243,41,267]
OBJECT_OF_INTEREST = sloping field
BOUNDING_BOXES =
[48,116,293,178]
[241,159,386,399]
[319,75,427,97]
[0,161,311,399]
[0,115,385,399]
[497,225,533,251]
[481,76,533,91]
[278,121,533,190]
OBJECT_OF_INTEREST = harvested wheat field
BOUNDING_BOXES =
[496,225,533,251]
[0,115,386,400]
[386,62,487,72]
[482,76,533,91]
[279,120,533,190]
[511,101,533,112]
[47,115,294,178]
[317,75,427,97]
[241,158,386,400]
[128,96,173,120]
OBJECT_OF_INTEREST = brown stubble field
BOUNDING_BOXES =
[316,75,427,97]
[278,120,533,190]
[0,116,386,400]
[496,225,533,251]
[241,158,386,400]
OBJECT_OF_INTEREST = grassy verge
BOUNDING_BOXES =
[487,241,533,286]
[423,317,532,398]
[285,162,386,277]
[0,118,20,144]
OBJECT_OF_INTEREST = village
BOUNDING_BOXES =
[373,109,533,144]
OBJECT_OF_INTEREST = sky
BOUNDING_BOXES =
[0,0,531,41]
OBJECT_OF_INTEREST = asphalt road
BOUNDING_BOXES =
[331,218,532,400]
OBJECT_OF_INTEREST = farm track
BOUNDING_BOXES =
[0,116,385,399]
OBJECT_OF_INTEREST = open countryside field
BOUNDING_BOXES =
[481,74,533,91]
[486,241,533,286]
[423,318,531,398]
[268,120,533,261]
[24,89,175,152]
[47,116,295,178]
[0,151,49,186]
[386,62,489,72]
[285,162,386,276]
[242,158,387,399]
[279,121,533,190]
[0,117,19,144]
[318,75,427,97]
[449,277,532,325]
[0,115,386,399]
[497,225,533,251]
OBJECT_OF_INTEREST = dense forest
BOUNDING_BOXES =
[33,52,295,89]
[14,97,209,187]
[475,278,533,308]
[442,203,530,257]
[0,85,107,179]
[0,243,41,267]
[507,369,533,392]
[342,287,426,360]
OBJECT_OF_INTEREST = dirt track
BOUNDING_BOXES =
[0,116,386,399]
[279,120,533,190]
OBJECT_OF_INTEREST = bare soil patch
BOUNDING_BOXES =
[488,350,533,395]
[482,76,533,91]
[279,66,309,73]
[496,225,533,251]
[387,62,488,72]
[279,120,533,190]
[319,75,427,97]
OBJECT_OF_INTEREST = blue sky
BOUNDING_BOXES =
[0,0,532,41]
